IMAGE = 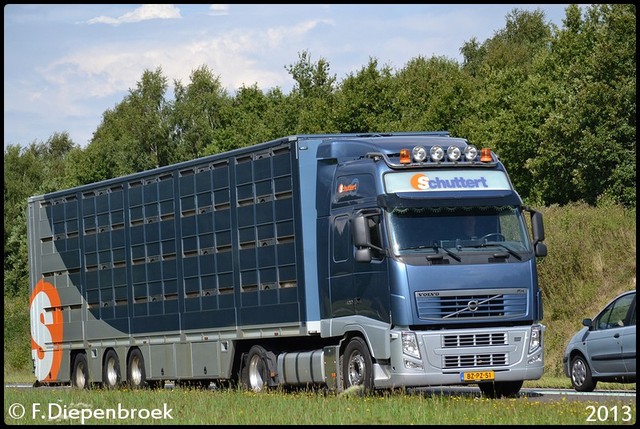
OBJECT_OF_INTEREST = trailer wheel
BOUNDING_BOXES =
[342,337,374,395]
[71,353,90,389]
[241,345,272,392]
[478,380,523,398]
[127,348,148,389]
[102,349,121,389]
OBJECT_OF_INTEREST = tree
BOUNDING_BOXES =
[457,8,557,202]
[85,67,174,180]
[3,132,79,296]
[391,56,472,133]
[285,50,337,133]
[528,4,636,207]
[333,57,396,132]
[172,65,229,160]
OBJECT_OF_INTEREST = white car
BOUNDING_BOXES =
[563,290,636,391]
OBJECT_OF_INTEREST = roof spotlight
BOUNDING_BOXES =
[412,146,427,163]
[463,145,478,161]
[430,145,444,162]
[447,146,462,161]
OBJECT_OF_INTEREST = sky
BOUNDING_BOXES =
[4,4,574,149]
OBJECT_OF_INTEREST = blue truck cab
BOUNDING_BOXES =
[297,132,547,397]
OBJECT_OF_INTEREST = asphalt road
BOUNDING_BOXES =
[409,385,636,403]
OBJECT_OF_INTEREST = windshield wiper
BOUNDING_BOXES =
[473,242,522,261]
[431,241,461,262]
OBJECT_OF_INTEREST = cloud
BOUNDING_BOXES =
[86,4,182,25]
[209,4,230,16]
[266,19,334,48]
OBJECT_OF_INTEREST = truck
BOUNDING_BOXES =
[28,131,547,397]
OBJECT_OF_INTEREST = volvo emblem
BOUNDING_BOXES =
[467,300,479,311]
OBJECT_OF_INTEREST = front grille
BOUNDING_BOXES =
[443,332,506,347]
[444,353,508,369]
[415,288,527,320]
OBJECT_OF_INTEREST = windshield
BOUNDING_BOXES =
[386,206,532,256]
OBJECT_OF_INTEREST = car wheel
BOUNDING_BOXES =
[570,355,596,392]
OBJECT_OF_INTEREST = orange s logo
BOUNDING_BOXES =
[410,174,430,190]
[30,279,64,381]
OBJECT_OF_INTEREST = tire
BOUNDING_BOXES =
[478,380,523,398]
[71,353,90,389]
[342,337,374,395]
[570,354,596,392]
[102,349,121,389]
[241,345,272,392]
[127,348,148,389]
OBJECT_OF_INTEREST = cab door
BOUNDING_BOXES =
[329,213,355,318]
[352,209,390,323]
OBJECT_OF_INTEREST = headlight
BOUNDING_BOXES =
[529,325,542,353]
[402,331,421,359]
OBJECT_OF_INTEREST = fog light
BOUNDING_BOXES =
[404,360,424,370]
[528,352,543,364]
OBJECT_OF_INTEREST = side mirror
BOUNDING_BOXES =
[352,215,370,248]
[535,242,547,257]
[531,211,545,243]
[582,318,593,329]
[355,248,372,263]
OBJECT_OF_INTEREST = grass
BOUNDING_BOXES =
[4,385,636,425]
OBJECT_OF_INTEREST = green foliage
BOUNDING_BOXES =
[333,57,396,132]
[536,202,636,376]
[3,294,31,370]
[172,65,230,160]
[528,4,636,208]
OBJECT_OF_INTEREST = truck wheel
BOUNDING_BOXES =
[127,348,148,389]
[342,337,374,395]
[570,355,596,392]
[241,345,271,392]
[71,353,90,389]
[102,349,121,389]
[478,380,523,398]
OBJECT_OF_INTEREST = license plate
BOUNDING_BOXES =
[460,370,495,382]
